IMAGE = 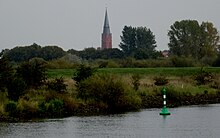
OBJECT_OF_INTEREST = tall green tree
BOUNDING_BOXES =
[119,26,136,57]
[168,20,220,59]
[200,22,220,58]
[119,26,157,59]
[168,20,201,57]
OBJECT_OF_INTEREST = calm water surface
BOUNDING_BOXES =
[1,104,220,138]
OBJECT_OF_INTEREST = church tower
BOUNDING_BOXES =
[101,9,112,49]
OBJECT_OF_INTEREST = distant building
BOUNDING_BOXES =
[101,9,112,49]
[162,50,169,57]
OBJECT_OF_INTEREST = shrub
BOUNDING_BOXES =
[119,89,142,111]
[0,57,14,91]
[154,76,169,86]
[76,74,142,113]
[73,64,97,86]
[200,56,216,66]
[46,58,78,69]
[62,97,79,115]
[7,77,27,101]
[47,99,64,116]
[211,80,220,89]
[107,60,120,68]
[47,77,67,94]
[166,87,181,102]
[17,99,39,118]
[131,74,141,91]
[38,101,47,115]
[171,57,199,67]
[16,58,47,88]
[213,54,220,67]
[5,101,17,116]
[195,68,213,85]
[98,61,108,68]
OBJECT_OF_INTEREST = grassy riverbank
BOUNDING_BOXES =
[1,67,220,121]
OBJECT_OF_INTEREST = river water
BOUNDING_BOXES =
[1,104,220,138]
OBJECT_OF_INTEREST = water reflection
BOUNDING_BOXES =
[1,104,220,138]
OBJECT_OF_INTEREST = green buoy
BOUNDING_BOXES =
[160,88,171,115]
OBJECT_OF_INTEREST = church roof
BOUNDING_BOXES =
[103,9,111,34]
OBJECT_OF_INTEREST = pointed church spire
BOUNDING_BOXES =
[103,8,111,34]
[101,8,112,49]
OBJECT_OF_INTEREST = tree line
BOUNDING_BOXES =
[1,20,220,66]
[1,43,66,62]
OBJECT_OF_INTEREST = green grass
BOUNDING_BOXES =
[47,69,76,78]
[47,67,220,78]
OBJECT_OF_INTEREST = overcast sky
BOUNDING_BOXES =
[0,0,220,51]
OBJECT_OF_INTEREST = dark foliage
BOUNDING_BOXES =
[40,46,66,61]
[0,57,14,91]
[5,101,17,116]
[168,20,219,59]
[171,57,196,67]
[47,99,64,117]
[4,43,66,62]
[73,64,97,86]
[131,74,141,91]
[17,58,47,88]
[154,76,169,86]
[119,26,157,59]
[195,68,213,85]
[0,57,27,101]
[70,47,125,60]
[76,74,139,112]
[7,77,27,101]
[47,77,67,94]
[213,54,220,67]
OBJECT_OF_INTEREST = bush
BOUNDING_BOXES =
[17,99,39,118]
[47,99,64,116]
[47,77,67,94]
[46,58,78,69]
[16,58,47,88]
[73,64,97,86]
[98,61,108,68]
[195,68,213,85]
[213,54,220,67]
[5,101,17,116]
[38,101,47,115]
[171,57,199,67]
[200,56,216,66]
[77,74,142,112]
[154,76,169,86]
[131,74,141,91]
[62,97,79,115]
[7,77,27,101]
[211,79,220,89]
[166,87,181,102]
[120,89,142,111]
[0,57,14,91]
[107,60,120,68]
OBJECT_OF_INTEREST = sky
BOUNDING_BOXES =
[0,0,220,51]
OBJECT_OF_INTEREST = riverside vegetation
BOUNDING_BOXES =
[1,57,220,121]
[1,19,220,121]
